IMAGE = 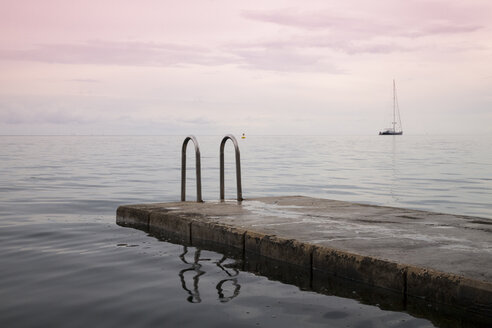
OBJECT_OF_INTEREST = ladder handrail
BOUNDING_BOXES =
[181,135,202,202]
[220,134,243,201]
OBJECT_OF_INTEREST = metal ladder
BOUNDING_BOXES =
[181,135,202,202]
[181,134,242,202]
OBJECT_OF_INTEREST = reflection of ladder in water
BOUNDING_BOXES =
[178,247,205,303]
[181,134,242,202]
[178,246,240,303]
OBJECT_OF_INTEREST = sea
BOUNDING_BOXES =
[1,135,491,328]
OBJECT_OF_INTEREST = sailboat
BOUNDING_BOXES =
[379,79,403,135]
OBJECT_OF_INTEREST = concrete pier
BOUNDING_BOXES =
[116,196,492,322]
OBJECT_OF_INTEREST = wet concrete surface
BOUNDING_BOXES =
[117,196,492,319]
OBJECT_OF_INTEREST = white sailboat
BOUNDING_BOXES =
[379,79,403,135]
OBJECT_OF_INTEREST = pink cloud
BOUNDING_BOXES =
[227,36,414,55]
[0,40,235,67]
[66,79,101,83]
[403,23,482,38]
[242,8,358,31]
[237,2,487,58]
[241,4,484,39]
[232,48,339,72]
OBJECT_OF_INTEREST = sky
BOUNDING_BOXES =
[0,0,491,135]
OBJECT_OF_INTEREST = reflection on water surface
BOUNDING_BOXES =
[178,247,241,303]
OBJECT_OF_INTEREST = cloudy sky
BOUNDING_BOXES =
[1,0,491,135]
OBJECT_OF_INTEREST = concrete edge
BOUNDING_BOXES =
[116,204,492,317]
[312,246,407,293]
[149,211,194,243]
[192,220,246,251]
[116,205,151,230]
[407,266,492,315]
[245,231,314,268]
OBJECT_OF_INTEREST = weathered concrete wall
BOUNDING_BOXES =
[116,196,492,322]
[312,246,407,293]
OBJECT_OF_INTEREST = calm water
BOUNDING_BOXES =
[1,135,491,327]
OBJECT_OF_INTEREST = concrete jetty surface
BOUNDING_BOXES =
[116,196,492,321]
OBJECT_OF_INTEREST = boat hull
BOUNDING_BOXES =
[379,131,403,135]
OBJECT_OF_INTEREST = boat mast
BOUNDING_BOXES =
[392,79,396,132]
